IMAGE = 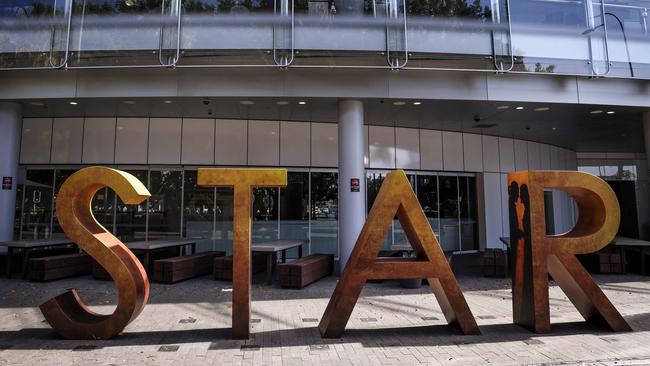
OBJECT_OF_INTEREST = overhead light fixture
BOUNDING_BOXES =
[393,101,406,106]
[30,102,45,107]
[496,105,509,110]
[124,0,136,6]
[590,110,603,114]
[163,100,173,104]
[69,101,78,105]
[413,101,422,105]
[534,107,550,112]
[122,100,136,105]
[552,127,557,131]
[606,111,615,115]
[515,106,524,110]
[276,101,289,105]
[298,101,307,105]
[240,101,255,105]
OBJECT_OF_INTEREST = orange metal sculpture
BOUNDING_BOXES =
[40,167,151,339]
[198,168,287,339]
[319,170,480,338]
[508,170,631,333]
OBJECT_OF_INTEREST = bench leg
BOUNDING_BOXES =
[6,247,13,278]
[298,245,303,259]
[266,253,274,286]
[21,248,31,279]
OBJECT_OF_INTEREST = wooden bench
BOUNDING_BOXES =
[93,252,148,280]
[483,248,507,278]
[214,252,267,281]
[27,253,92,282]
[153,251,226,283]
[278,254,334,289]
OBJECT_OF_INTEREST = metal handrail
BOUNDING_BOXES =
[492,0,514,72]
[386,0,408,69]
[47,0,72,69]
[159,0,182,67]
[589,0,611,76]
[272,0,295,67]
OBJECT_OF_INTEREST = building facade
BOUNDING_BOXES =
[1,0,649,266]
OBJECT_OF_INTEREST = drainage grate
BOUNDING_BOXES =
[360,318,377,322]
[309,345,330,351]
[240,345,261,351]
[477,315,496,320]
[600,337,620,343]
[302,318,319,323]
[421,316,439,321]
[251,318,261,323]
[179,317,197,324]
[158,345,180,352]
[523,339,544,345]
[72,345,99,351]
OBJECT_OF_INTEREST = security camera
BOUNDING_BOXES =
[202,98,211,106]
[473,115,481,123]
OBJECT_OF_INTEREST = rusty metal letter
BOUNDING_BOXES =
[508,170,631,333]
[198,168,287,339]
[319,170,479,338]
[40,167,151,339]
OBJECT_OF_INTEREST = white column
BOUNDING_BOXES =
[0,102,22,246]
[644,112,650,168]
[338,100,366,272]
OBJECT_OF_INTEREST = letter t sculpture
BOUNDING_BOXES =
[198,168,287,339]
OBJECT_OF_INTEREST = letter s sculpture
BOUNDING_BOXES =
[40,167,151,339]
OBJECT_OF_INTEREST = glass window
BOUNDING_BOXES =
[310,172,338,256]
[416,174,439,238]
[280,171,309,258]
[214,188,234,254]
[252,188,279,242]
[13,169,24,240]
[393,173,416,247]
[115,170,148,242]
[438,175,459,251]
[22,169,54,239]
[183,170,215,253]
[459,176,478,251]
[148,170,183,239]
[52,169,77,236]
[366,171,392,250]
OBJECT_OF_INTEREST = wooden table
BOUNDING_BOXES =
[252,240,308,285]
[611,236,650,275]
[0,238,75,278]
[125,238,197,272]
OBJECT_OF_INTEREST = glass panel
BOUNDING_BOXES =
[183,170,215,253]
[68,0,176,67]
[22,169,54,239]
[310,172,338,256]
[492,0,513,71]
[588,0,610,75]
[115,170,148,242]
[387,0,407,67]
[92,187,115,233]
[178,0,278,66]
[438,175,459,251]
[0,0,69,69]
[416,174,439,239]
[366,171,392,249]
[252,188,279,242]
[214,188,234,254]
[392,173,415,246]
[280,171,309,258]
[148,170,183,239]
[52,169,76,236]
[459,176,478,251]
[405,0,494,69]
[604,1,650,78]
[14,169,24,240]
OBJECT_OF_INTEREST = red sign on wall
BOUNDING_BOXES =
[2,176,11,190]
[351,178,360,192]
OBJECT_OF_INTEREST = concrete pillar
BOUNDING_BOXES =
[0,102,22,245]
[337,100,366,272]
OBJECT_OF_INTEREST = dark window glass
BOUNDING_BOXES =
[148,170,183,239]
[252,187,279,242]
[393,174,416,247]
[310,172,338,256]
[280,171,309,258]
[115,170,148,242]
[13,169,24,240]
[183,170,215,253]
[366,172,392,250]
[52,169,77,236]
[22,169,54,239]
[459,176,478,251]
[214,188,234,254]
[438,175,459,251]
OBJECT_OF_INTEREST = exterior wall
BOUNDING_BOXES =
[18,117,579,250]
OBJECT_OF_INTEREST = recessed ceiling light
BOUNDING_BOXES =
[515,106,524,110]
[606,111,615,115]
[122,100,136,105]
[552,127,557,131]
[393,101,406,106]
[240,101,255,105]
[413,101,422,105]
[298,101,307,105]
[163,100,173,104]
[590,110,603,114]
[276,101,289,105]
[30,102,45,107]
[69,101,78,105]
[534,107,550,112]
[496,105,509,110]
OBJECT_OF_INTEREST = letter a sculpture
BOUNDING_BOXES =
[40,167,151,339]
[319,170,479,338]
[508,170,631,333]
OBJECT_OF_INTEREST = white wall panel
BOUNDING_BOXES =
[369,126,396,169]
[549,146,560,169]
[20,118,52,164]
[442,131,463,171]
[280,121,310,166]
[182,118,215,165]
[539,143,550,170]
[482,135,499,172]
[311,123,338,167]
[148,118,182,164]
[514,139,528,171]
[248,120,280,166]
[498,137,515,173]
[483,172,504,249]
[115,118,149,164]
[83,117,116,164]
[395,127,420,169]
[500,174,509,237]
[462,133,483,172]
[420,129,443,171]
[51,117,83,164]
[364,125,369,168]
[527,141,541,170]
[215,119,247,166]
